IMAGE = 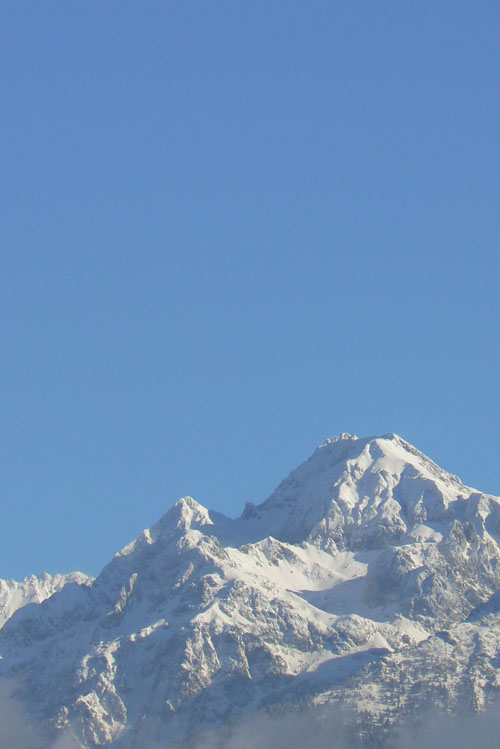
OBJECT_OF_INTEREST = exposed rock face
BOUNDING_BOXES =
[2,434,500,747]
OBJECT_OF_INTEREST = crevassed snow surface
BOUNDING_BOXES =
[2,433,500,747]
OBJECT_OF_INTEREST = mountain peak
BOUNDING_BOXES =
[250,432,471,550]
[162,495,213,532]
[322,432,359,445]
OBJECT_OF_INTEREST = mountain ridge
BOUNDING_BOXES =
[2,433,500,747]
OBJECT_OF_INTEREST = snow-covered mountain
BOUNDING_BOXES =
[0,571,91,629]
[3,433,500,747]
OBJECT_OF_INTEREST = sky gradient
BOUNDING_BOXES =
[2,1,499,579]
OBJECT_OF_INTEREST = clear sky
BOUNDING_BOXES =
[2,1,499,580]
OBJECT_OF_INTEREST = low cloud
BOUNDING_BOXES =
[0,680,42,748]
[397,707,500,749]
[50,734,80,749]
[0,680,79,749]
[3,684,500,749]
[126,703,365,749]
[137,699,500,749]
[213,707,353,749]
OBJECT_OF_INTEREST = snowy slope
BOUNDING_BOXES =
[2,434,500,747]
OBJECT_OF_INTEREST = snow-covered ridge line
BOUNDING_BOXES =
[0,571,92,630]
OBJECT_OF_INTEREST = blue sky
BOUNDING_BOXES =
[2,1,499,579]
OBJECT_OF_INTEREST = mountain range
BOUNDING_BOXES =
[3,433,500,747]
